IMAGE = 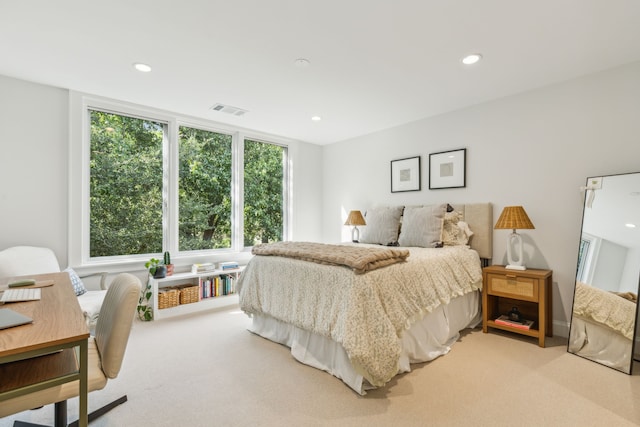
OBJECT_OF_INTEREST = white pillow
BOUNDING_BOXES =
[359,206,404,245]
[398,204,446,247]
[64,267,87,296]
[442,210,474,246]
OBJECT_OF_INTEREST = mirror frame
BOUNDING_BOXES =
[568,172,640,374]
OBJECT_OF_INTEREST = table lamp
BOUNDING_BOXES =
[494,206,535,270]
[345,210,366,242]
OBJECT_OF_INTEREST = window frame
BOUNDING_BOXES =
[69,93,291,271]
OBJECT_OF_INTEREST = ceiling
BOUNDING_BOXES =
[2,1,640,146]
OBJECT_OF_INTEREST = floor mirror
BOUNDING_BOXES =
[568,172,640,374]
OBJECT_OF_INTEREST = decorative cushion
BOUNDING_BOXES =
[398,204,447,247]
[359,206,404,245]
[65,267,87,296]
[442,210,474,246]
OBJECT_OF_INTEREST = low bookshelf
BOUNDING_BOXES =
[150,267,244,320]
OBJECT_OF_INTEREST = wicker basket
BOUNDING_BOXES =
[157,288,180,309]
[178,284,200,305]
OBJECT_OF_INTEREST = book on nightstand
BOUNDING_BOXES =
[494,315,534,330]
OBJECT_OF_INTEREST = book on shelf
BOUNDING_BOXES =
[198,274,238,299]
[191,263,216,274]
[218,261,239,270]
[494,315,534,330]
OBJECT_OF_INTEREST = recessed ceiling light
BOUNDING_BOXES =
[311,116,321,121]
[133,63,152,73]
[461,54,482,65]
[626,223,636,228]
[295,58,310,67]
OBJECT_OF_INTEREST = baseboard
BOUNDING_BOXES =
[553,319,571,338]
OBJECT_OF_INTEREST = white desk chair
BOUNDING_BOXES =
[0,273,141,426]
[0,246,108,331]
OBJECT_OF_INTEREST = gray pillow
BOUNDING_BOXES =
[359,206,404,245]
[398,204,447,247]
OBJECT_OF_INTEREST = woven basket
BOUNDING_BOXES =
[157,288,180,309]
[178,284,200,305]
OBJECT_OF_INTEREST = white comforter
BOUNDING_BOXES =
[238,244,482,387]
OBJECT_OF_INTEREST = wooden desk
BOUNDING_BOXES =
[0,272,90,427]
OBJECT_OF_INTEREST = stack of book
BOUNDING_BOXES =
[218,261,239,270]
[494,315,534,330]
[191,263,217,274]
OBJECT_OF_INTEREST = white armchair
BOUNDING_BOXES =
[0,246,109,331]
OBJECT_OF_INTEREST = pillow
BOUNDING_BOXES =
[398,204,446,247]
[359,206,404,245]
[65,267,87,296]
[442,210,474,246]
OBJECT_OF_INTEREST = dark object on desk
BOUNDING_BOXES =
[8,279,36,287]
[508,306,523,323]
[0,308,33,329]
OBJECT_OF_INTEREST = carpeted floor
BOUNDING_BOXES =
[2,306,640,426]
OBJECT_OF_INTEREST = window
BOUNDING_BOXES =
[77,97,290,265]
[577,232,600,283]
[178,126,233,250]
[89,110,165,257]
[243,139,286,246]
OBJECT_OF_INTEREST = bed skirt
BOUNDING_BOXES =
[247,290,481,394]
[568,315,632,371]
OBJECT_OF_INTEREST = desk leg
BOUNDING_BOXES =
[79,339,88,427]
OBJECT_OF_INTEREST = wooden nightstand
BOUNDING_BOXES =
[482,265,553,347]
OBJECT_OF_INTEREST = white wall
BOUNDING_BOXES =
[322,60,640,334]
[0,76,69,264]
[0,75,323,275]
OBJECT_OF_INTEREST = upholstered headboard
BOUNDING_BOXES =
[449,203,493,261]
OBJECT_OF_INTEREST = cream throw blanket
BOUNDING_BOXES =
[238,245,482,387]
[573,281,636,340]
[252,241,409,274]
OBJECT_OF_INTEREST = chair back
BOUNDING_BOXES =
[0,246,61,277]
[94,273,141,379]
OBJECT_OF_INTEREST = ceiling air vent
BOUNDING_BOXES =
[210,103,248,117]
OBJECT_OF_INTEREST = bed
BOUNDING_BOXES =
[568,281,637,371]
[237,203,492,394]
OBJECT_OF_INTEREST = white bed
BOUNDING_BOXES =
[238,203,492,394]
[568,281,636,371]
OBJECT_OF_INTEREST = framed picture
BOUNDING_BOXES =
[429,148,466,189]
[391,156,421,193]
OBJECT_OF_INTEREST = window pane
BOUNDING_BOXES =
[89,110,163,257]
[179,126,233,250]
[244,139,285,246]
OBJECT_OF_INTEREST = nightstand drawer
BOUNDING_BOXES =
[487,273,538,302]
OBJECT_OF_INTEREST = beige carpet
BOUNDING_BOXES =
[2,306,640,427]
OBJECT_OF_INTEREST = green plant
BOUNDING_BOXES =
[138,258,159,321]
[163,251,171,265]
[137,278,153,321]
[145,257,160,275]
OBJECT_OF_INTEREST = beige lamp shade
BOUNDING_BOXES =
[494,206,535,230]
[345,210,366,242]
[344,210,366,226]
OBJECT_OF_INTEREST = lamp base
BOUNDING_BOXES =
[351,226,360,243]
[505,264,527,271]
